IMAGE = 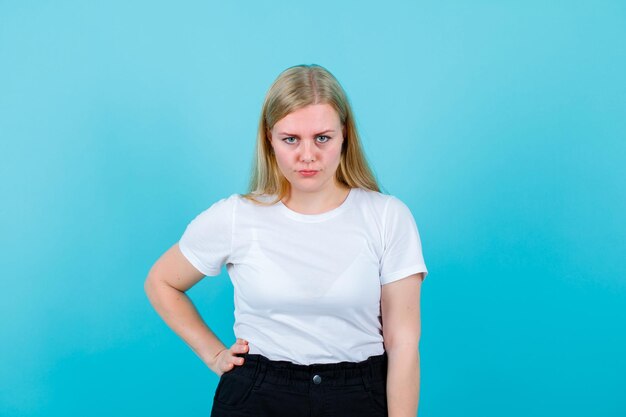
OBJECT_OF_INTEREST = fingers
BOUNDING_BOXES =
[221,339,249,372]
[232,339,249,354]
[220,356,238,373]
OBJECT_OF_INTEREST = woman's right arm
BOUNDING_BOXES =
[143,242,249,376]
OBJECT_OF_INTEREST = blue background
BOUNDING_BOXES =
[1,1,625,416]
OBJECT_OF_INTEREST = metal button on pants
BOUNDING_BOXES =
[210,351,388,417]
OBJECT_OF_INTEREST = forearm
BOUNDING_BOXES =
[386,345,420,417]
[145,278,226,367]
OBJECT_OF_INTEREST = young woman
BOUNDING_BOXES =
[144,64,429,417]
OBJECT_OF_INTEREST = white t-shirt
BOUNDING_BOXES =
[178,187,428,365]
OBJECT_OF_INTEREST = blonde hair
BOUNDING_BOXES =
[241,64,381,205]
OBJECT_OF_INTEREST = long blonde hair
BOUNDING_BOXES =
[242,64,381,205]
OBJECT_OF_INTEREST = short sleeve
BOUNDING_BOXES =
[178,195,237,277]
[379,196,429,285]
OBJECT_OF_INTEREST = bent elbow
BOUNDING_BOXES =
[144,273,162,299]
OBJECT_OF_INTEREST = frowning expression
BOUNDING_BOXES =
[269,103,345,192]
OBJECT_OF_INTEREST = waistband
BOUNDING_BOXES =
[229,351,388,388]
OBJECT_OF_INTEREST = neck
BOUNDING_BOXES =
[281,183,351,215]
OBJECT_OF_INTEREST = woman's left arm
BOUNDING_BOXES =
[381,272,424,417]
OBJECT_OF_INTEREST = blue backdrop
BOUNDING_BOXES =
[1,1,625,416]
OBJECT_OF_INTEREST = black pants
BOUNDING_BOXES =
[210,351,388,417]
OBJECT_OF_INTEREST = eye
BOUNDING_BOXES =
[317,135,331,143]
[282,137,297,144]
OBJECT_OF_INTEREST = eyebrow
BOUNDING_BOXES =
[277,129,336,137]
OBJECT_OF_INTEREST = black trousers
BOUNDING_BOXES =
[210,351,388,417]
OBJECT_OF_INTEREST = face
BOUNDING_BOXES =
[268,103,345,194]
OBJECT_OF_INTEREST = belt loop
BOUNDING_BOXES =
[373,351,387,380]
[287,367,294,386]
[253,357,266,389]
[360,365,372,391]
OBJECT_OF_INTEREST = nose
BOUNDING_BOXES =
[300,139,316,163]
